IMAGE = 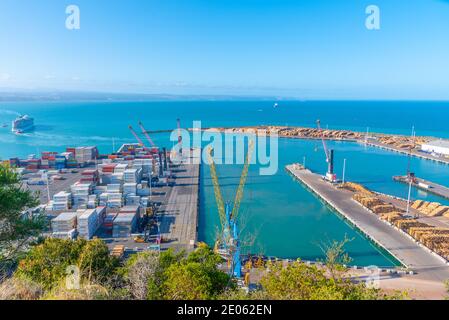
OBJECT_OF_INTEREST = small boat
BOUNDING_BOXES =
[273,103,279,108]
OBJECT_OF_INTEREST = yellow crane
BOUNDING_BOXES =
[207,140,254,277]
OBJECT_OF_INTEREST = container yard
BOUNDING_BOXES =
[8,141,201,256]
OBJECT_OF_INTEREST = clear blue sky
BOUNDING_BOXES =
[1,0,449,99]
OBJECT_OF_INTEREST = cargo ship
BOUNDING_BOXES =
[12,115,34,134]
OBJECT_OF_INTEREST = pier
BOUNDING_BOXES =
[158,152,200,252]
[393,175,449,200]
[286,164,449,282]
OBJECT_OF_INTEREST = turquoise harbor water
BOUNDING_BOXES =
[1,100,449,267]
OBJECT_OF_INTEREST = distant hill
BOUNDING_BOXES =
[0,89,288,102]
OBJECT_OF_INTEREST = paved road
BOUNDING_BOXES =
[286,164,449,282]
[158,153,200,252]
[23,169,88,205]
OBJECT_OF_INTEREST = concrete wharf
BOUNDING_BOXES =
[286,164,449,282]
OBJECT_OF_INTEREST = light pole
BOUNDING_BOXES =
[303,156,306,168]
[43,171,51,203]
[342,159,347,184]
[406,179,413,217]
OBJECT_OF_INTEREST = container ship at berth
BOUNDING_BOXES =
[12,115,34,134]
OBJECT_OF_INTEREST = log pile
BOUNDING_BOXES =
[376,136,428,149]
[277,127,362,140]
[395,223,449,260]
[411,200,449,217]
[394,219,428,233]
[351,187,400,216]
[381,212,404,223]
[371,204,397,214]
[348,182,449,261]
[344,183,372,195]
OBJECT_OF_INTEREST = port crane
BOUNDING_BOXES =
[207,140,254,278]
[128,125,149,150]
[316,120,337,183]
[138,121,159,153]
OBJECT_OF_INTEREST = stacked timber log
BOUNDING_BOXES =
[348,182,449,261]
[213,126,363,140]
[344,182,372,195]
[411,200,449,217]
[371,204,397,214]
[380,212,404,223]
[393,221,449,260]
[376,135,428,149]
[394,219,428,233]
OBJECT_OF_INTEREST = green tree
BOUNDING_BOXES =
[162,246,230,300]
[119,251,160,300]
[259,260,388,300]
[319,236,353,281]
[0,164,46,265]
[15,238,118,290]
[119,248,185,300]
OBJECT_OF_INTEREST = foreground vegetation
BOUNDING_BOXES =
[0,164,46,271]
[0,238,407,300]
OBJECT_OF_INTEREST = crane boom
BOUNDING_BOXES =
[207,147,227,230]
[128,125,146,147]
[316,120,337,183]
[138,121,157,148]
[208,141,254,279]
[231,140,254,220]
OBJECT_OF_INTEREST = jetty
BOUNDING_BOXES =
[393,175,449,200]
[286,164,449,282]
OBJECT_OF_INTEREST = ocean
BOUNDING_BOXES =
[1,100,449,266]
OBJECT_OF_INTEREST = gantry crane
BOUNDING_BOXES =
[207,140,254,278]
[316,120,337,183]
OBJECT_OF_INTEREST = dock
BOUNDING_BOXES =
[286,164,449,282]
[158,152,200,252]
[393,175,449,200]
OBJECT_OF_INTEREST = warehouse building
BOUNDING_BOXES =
[421,140,449,156]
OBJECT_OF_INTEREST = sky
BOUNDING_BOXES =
[0,0,449,99]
